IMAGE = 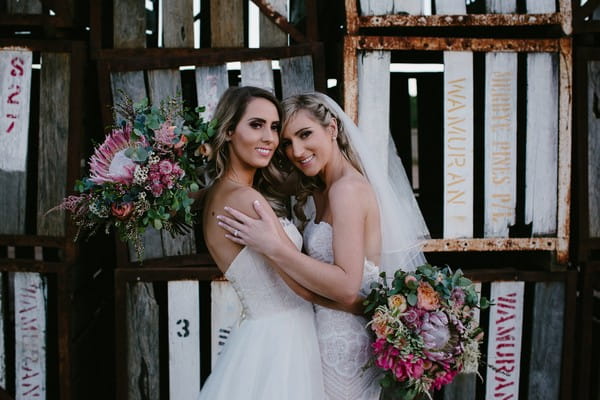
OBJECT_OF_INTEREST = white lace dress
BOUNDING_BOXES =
[198,219,325,400]
[303,220,382,400]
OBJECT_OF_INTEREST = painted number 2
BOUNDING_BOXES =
[176,318,190,338]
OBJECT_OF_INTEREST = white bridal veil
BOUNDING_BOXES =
[314,92,430,277]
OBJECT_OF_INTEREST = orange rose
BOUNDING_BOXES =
[174,134,187,149]
[196,142,213,159]
[111,202,133,220]
[417,281,440,311]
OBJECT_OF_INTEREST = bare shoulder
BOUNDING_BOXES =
[328,172,373,204]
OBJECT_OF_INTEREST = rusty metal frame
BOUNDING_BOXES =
[343,36,572,264]
[344,0,572,35]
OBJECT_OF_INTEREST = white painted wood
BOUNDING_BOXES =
[525,53,558,235]
[195,64,229,120]
[168,281,201,400]
[0,48,32,172]
[210,280,243,368]
[259,0,287,47]
[484,53,518,238]
[240,60,275,94]
[526,0,556,13]
[360,0,422,15]
[486,0,517,13]
[443,51,474,239]
[0,272,4,389]
[280,55,314,99]
[435,0,466,15]
[485,281,525,400]
[588,61,600,238]
[358,50,391,169]
[14,272,47,400]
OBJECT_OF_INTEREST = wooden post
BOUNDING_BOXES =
[587,61,600,238]
[360,0,422,15]
[486,0,516,13]
[525,53,558,235]
[526,0,556,13]
[210,280,243,368]
[259,0,287,47]
[113,0,146,49]
[195,64,229,119]
[484,52,517,238]
[435,1,466,15]
[443,51,474,239]
[241,60,275,93]
[280,55,314,99]
[162,0,194,48]
[210,0,244,47]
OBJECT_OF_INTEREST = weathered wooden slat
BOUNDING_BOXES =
[210,279,243,368]
[486,0,517,13]
[526,0,556,13]
[360,0,422,15]
[6,0,42,14]
[443,51,474,239]
[525,53,558,235]
[0,48,32,235]
[435,0,466,15]
[147,69,197,257]
[588,61,600,238]
[527,281,564,400]
[259,0,287,47]
[484,53,517,238]
[357,50,390,164]
[0,272,4,389]
[14,272,47,400]
[168,281,200,399]
[210,0,244,47]
[37,52,71,237]
[280,55,314,99]
[126,282,160,400]
[113,0,146,49]
[240,60,275,93]
[195,64,229,119]
[485,281,525,400]
[162,0,194,48]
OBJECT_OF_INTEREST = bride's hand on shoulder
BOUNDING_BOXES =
[217,199,290,256]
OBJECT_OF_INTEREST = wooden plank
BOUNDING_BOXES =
[0,48,31,235]
[6,0,41,14]
[443,51,474,239]
[162,0,194,48]
[14,272,47,400]
[195,64,229,119]
[259,0,287,47]
[486,0,517,13]
[526,0,556,13]
[240,60,275,93]
[357,50,390,163]
[360,0,422,15]
[435,0,466,15]
[147,69,197,257]
[126,282,160,400]
[484,53,517,238]
[37,52,71,237]
[485,281,525,400]
[527,281,564,400]
[280,55,314,99]
[210,279,243,368]
[168,281,200,399]
[525,53,558,235]
[0,273,4,389]
[588,61,600,238]
[210,0,244,47]
[113,0,146,49]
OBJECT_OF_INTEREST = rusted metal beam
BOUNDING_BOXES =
[358,13,563,29]
[344,0,359,34]
[250,0,307,43]
[423,238,558,253]
[463,268,572,283]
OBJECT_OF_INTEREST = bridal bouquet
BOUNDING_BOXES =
[363,264,490,399]
[55,94,217,259]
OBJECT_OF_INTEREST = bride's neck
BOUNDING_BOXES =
[320,148,352,187]
[222,167,254,187]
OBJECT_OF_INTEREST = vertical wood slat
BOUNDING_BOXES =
[37,52,71,237]
[280,56,314,99]
[14,272,47,400]
[210,0,244,47]
[259,0,287,47]
[168,281,200,399]
[357,50,391,164]
[0,274,4,389]
[240,60,275,93]
[210,280,243,368]
[485,281,525,400]
[195,64,229,119]
[525,53,558,235]
[360,0,422,15]
[162,0,194,48]
[526,0,556,14]
[113,0,146,49]
[0,48,32,235]
[6,0,42,14]
[484,53,518,238]
[588,61,600,238]
[435,0,466,15]
[527,281,564,400]
[443,51,474,239]
[486,0,517,13]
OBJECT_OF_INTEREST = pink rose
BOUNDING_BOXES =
[158,160,173,175]
[151,183,164,197]
[111,202,133,220]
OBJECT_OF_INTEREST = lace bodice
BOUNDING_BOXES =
[225,219,310,320]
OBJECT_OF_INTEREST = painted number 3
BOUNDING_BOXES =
[176,319,190,337]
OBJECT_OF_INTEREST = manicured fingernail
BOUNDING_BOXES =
[254,200,260,206]
[216,215,223,220]
[224,206,231,211]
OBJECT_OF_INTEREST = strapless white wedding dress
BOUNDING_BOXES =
[304,220,382,400]
[198,219,325,400]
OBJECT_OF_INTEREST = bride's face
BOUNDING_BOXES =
[280,110,336,176]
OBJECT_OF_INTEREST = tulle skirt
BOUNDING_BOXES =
[197,306,325,400]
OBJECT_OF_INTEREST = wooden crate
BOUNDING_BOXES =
[342,36,572,265]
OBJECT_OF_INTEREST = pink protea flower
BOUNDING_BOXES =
[89,127,135,185]
[154,121,177,147]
